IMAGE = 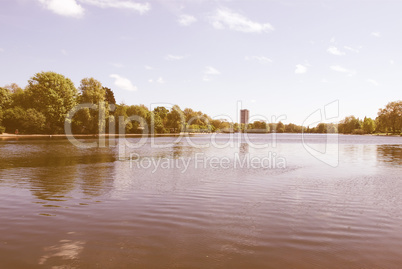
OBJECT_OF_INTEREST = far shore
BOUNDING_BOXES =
[1,132,400,141]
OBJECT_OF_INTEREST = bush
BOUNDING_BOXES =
[352,129,365,135]
[0,126,5,134]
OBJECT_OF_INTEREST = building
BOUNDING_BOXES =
[240,109,249,125]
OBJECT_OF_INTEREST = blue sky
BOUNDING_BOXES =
[0,0,401,125]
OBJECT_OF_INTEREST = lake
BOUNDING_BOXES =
[0,134,402,268]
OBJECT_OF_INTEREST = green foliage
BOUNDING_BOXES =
[362,117,376,134]
[377,101,402,134]
[338,116,362,134]
[73,78,109,134]
[26,71,78,133]
[103,87,116,105]
[2,107,45,133]
[0,87,12,110]
[1,72,401,136]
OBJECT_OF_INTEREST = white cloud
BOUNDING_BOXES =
[295,64,307,74]
[371,32,381,38]
[38,0,84,18]
[110,74,137,91]
[178,14,197,26]
[165,54,186,61]
[245,56,273,64]
[343,46,360,53]
[203,66,221,81]
[145,65,154,70]
[330,65,356,76]
[37,0,150,17]
[321,78,329,83]
[157,77,165,84]
[367,79,379,86]
[327,46,345,56]
[390,60,395,65]
[79,0,150,14]
[330,37,336,43]
[209,7,274,33]
[204,66,221,75]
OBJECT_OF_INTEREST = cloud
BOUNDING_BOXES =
[38,0,84,17]
[371,32,381,38]
[204,66,220,75]
[367,79,379,86]
[145,65,154,70]
[79,0,150,14]
[37,0,150,17]
[390,60,394,65]
[343,46,360,53]
[203,66,220,81]
[209,7,274,33]
[157,77,165,84]
[327,46,345,56]
[178,14,197,26]
[330,65,356,76]
[245,56,273,64]
[110,74,137,91]
[165,54,186,60]
[295,64,307,74]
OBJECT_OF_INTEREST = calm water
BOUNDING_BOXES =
[0,134,402,268]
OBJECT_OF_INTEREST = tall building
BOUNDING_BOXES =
[240,109,249,125]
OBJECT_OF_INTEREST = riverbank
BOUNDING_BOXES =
[0,132,201,141]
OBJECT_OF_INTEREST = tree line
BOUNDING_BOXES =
[0,71,401,135]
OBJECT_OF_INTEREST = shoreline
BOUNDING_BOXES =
[1,132,400,141]
[0,133,202,140]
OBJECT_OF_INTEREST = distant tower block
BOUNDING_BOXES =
[240,109,249,125]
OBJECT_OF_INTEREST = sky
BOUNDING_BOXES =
[0,0,401,125]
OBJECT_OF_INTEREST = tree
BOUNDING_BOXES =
[276,122,285,133]
[26,72,78,133]
[362,117,376,134]
[75,78,110,134]
[167,105,185,133]
[0,87,11,110]
[377,101,402,134]
[0,87,12,132]
[338,116,361,134]
[103,87,116,105]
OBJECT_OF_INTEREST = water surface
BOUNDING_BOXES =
[0,134,402,268]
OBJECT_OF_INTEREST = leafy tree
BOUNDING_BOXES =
[0,87,12,131]
[74,78,110,134]
[377,101,402,133]
[276,122,285,133]
[166,105,185,133]
[103,87,116,105]
[0,87,11,110]
[26,72,78,133]
[338,116,361,134]
[22,109,46,133]
[362,117,376,134]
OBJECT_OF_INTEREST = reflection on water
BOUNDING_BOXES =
[0,134,402,268]
[377,145,402,165]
